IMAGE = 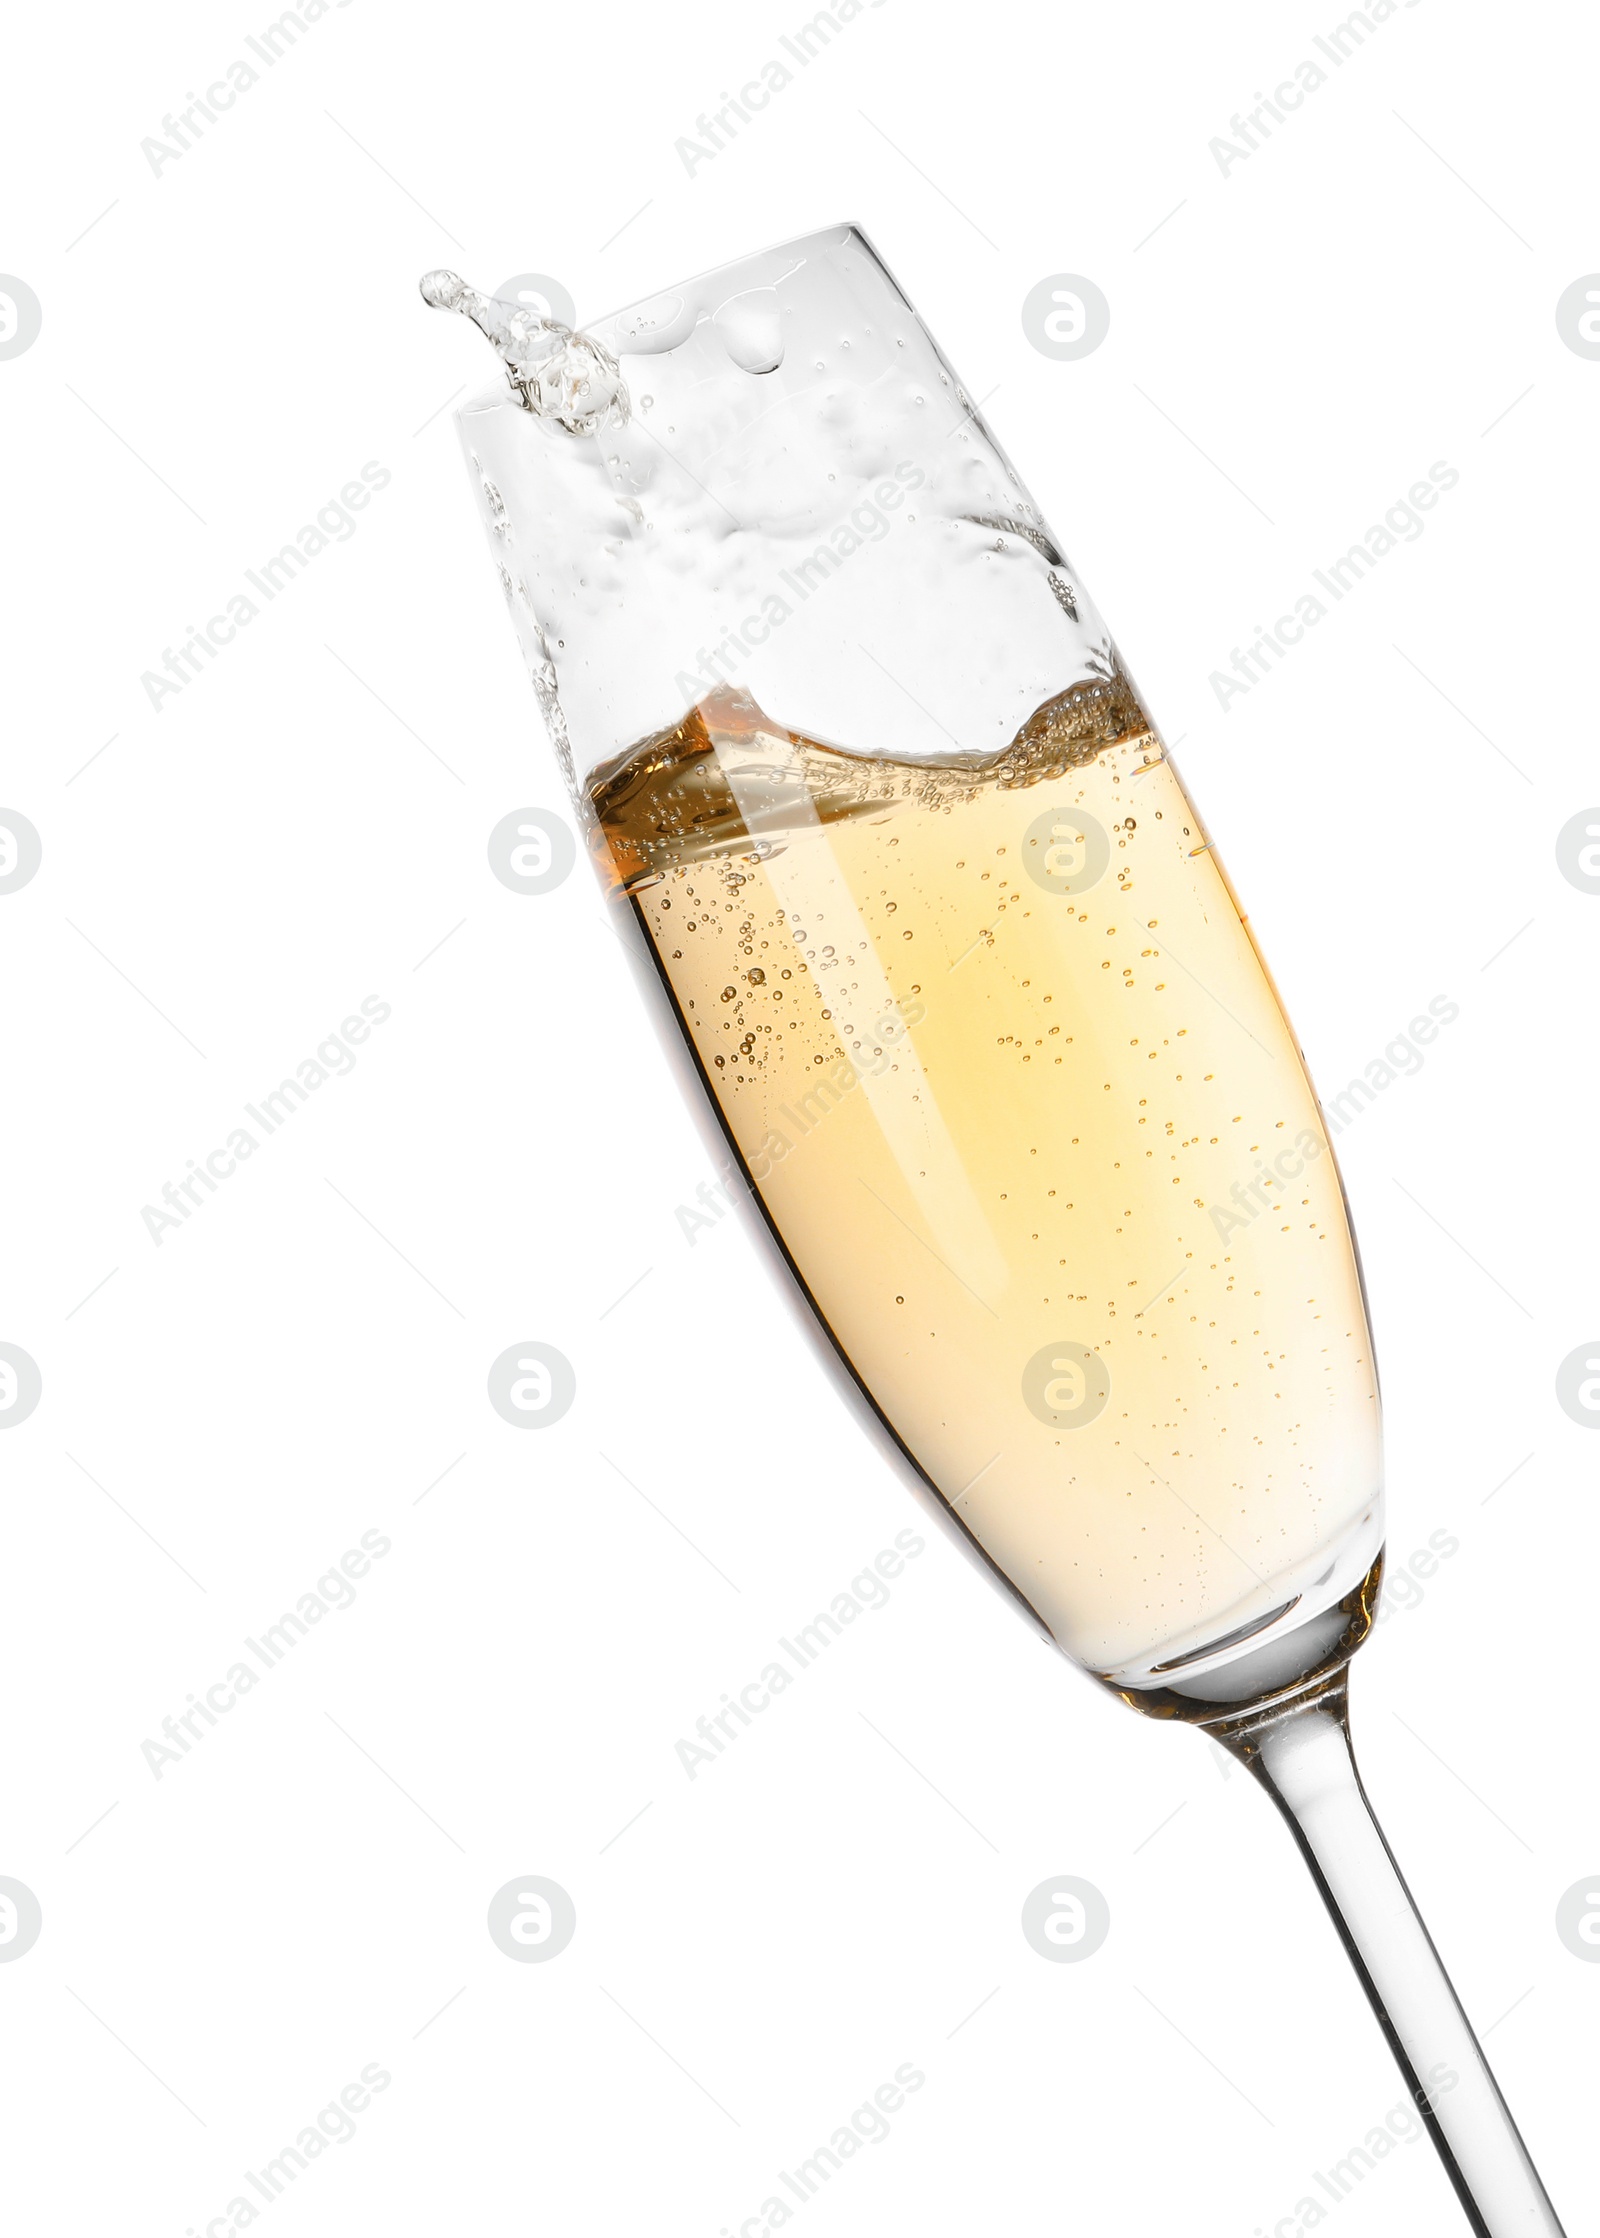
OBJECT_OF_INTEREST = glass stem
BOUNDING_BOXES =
[1217,1673,1567,2237]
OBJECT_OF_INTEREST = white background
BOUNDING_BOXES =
[2,1,1596,2231]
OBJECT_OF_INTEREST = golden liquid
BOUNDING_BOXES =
[590,680,1381,1679]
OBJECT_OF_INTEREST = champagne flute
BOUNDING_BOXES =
[421,227,1567,2235]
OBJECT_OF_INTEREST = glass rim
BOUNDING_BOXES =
[456,218,896,416]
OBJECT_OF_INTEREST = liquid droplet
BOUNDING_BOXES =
[713,287,785,375]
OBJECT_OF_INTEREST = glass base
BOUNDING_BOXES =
[1100,1540,1384,1727]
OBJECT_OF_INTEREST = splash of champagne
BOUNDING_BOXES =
[418,269,628,434]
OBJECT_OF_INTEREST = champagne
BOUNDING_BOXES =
[591,675,1381,1686]
[432,234,1571,2233]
